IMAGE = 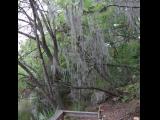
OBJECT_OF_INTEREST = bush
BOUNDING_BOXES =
[18,99,36,120]
[118,83,140,102]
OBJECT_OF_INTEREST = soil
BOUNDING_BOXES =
[100,99,140,120]
[81,99,140,120]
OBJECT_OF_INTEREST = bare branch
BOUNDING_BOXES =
[18,18,34,27]
[18,6,34,22]
[20,60,38,74]
[71,86,120,97]
[100,4,140,12]
[107,63,140,71]
[18,60,35,78]
[18,18,30,24]
[18,30,36,40]
[29,0,53,97]
[53,79,121,97]
[31,0,53,61]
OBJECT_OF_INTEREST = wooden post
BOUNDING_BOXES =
[98,105,104,120]
[133,116,140,120]
[49,110,98,120]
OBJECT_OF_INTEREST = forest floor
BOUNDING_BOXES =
[79,99,140,120]
[101,99,139,120]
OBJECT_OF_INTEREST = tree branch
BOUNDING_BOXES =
[100,4,140,12]
[29,0,54,102]
[18,18,34,27]
[18,31,43,46]
[18,73,28,77]
[18,48,38,60]
[18,60,37,81]
[83,4,140,15]
[71,86,120,97]
[18,6,34,22]
[18,31,36,40]
[53,80,121,97]
[18,18,31,24]
[107,63,140,71]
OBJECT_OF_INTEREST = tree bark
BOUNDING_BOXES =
[29,0,64,109]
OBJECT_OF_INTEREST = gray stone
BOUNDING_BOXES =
[91,91,108,105]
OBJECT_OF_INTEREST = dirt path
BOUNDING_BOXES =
[64,99,140,120]
[81,99,140,120]
[100,99,140,120]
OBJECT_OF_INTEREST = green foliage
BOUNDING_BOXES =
[119,83,140,102]
[84,0,93,9]
[18,98,54,120]
[95,78,110,89]
[107,40,140,88]
[18,111,35,120]
[18,75,27,89]
[70,101,87,111]
[56,0,72,8]
[36,110,54,120]
[18,99,35,120]
[115,41,140,65]
[55,12,65,28]
[97,7,114,29]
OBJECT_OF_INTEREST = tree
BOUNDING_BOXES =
[18,0,140,111]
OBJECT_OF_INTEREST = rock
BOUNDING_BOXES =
[91,91,108,105]
[68,90,92,102]
[67,91,79,102]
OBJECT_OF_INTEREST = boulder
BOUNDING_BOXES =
[91,91,108,105]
